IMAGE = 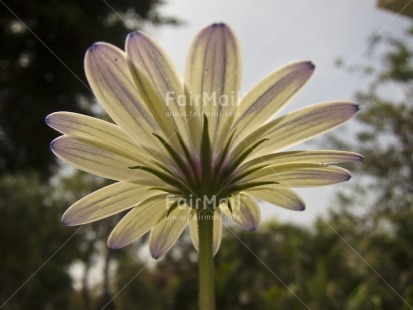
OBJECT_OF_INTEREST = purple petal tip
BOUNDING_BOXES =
[61,210,79,226]
[127,31,148,43]
[88,44,97,52]
[342,171,352,181]
[108,242,121,250]
[61,216,70,226]
[307,61,315,70]
[203,22,231,35]
[212,22,226,28]
[87,43,104,53]
[128,31,143,37]
[45,114,52,126]
[49,138,58,151]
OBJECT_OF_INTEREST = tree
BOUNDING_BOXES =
[0,173,80,309]
[326,25,413,308]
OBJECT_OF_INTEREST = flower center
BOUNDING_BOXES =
[129,116,274,211]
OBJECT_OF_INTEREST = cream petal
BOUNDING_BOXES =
[46,112,153,163]
[50,136,160,184]
[233,61,314,142]
[149,206,191,259]
[241,150,364,170]
[185,23,242,147]
[240,163,351,188]
[231,101,359,160]
[246,188,305,211]
[108,195,169,249]
[62,182,163,226]
[224,194,261,231]
[189,208,222,256]
[126,32,189,149]
[84,42,161,149]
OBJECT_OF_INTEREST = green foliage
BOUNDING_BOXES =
[337,27,413,211]
[107,221,390,309]
[0,172,80,309]
[325,25,413,309]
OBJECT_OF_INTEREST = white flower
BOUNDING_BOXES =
[46,23,361,259]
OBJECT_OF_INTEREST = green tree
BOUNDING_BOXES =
[0,173,80,309]
[326,25,413,309]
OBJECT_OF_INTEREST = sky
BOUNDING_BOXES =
[145,0,412,225]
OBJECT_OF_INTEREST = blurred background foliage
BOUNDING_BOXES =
[1,0,413,309]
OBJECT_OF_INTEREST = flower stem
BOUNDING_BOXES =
[197,207,215,310]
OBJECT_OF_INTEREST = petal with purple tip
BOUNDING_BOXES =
[149,206,191,259]
[126,32,189,149]
[85,43,161,149]
[233,61,315,142]
[241,163,351,188]
[108,195,168,249]
[241,150,364,170]
[46,112,154,163]
[246,188,305,211]
[62,182,163,226]
[50,136,161,184]
[222,194,261,231]
[185,23,242,147]
[231,101,360,160]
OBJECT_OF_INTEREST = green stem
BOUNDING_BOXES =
[197,207,215,310]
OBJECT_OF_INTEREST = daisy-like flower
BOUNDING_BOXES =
[46,23,361,260]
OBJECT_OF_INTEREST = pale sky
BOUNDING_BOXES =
[146,0,411,225]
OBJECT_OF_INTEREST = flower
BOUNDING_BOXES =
[46,23,362,259]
